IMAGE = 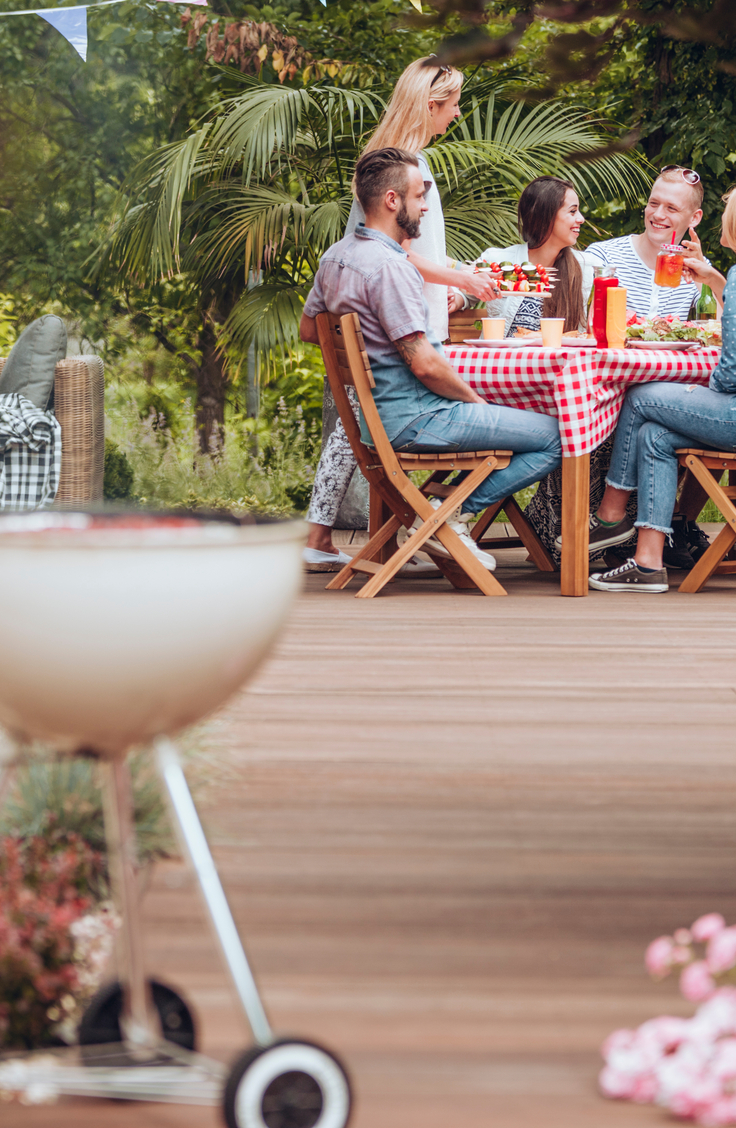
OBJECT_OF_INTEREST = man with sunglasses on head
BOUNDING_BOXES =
[586,165,714,571]
[586,166,709,320]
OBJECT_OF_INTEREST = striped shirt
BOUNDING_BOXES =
[586,235,701,319]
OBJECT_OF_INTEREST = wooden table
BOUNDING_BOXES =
[445,344,722,595]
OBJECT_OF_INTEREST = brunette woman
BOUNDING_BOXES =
[477,177,616,562]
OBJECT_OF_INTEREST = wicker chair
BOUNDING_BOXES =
[0,356,105,507]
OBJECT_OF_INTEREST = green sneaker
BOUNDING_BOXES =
[555,513,635,555]
[589,558,669,593]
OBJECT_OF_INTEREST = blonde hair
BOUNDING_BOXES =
[362,57,463,157]
[721,186,736,251]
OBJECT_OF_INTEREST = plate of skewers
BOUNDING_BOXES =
[472,259,556,296]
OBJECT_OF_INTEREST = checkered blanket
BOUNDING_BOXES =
[0,394,61,510]
[446,345,722,458]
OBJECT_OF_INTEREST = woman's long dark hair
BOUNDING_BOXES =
[518,177,584,332]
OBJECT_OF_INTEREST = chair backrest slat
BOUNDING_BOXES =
[338,313,404,477]
[315,312,379,480]
[448,308,482,343]
[316,311,405,485]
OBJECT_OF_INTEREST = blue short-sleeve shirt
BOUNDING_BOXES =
[304,224,452,443]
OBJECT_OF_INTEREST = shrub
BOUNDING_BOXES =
[0,832,103,1049]
[106,394,320,516]
[0,754,175,877]
[103,438,134,500]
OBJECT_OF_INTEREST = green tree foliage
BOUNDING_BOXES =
[0,0,213,326]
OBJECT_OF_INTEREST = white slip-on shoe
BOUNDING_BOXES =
[409,500,496,572]
[302,546,352,572]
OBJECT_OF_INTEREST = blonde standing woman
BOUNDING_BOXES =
[303,57,498,570]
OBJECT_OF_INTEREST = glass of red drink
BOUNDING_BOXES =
[654,243,686,288]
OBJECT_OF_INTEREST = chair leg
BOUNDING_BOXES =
[676,468,710,522]
[679,524,736,593]
[471,500,505,543]
[502,496,556,572]
[326,514,403,590]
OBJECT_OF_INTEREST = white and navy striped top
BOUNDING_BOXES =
[586,235,702,319]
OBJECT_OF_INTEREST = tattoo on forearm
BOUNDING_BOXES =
[395,332,426,364]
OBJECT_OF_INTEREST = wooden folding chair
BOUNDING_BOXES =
[315,311,551,597]
[676,448,736,592]
[447,307,482,344]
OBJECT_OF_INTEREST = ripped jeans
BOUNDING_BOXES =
[606,381,736,534]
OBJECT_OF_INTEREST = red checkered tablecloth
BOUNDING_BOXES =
[447,345,722,458]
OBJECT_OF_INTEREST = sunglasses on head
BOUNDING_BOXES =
[427,55,452,88]
[661,165,701,186]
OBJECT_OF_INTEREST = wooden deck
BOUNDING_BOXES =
[7,540,736,1128]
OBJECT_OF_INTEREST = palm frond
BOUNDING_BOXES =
[223,283,309,361]
[423,100,650,246]
[206,82,380,184]
[441,199,520,260]
[95,126,213,280]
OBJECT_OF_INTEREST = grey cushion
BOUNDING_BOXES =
[0,315,67,409]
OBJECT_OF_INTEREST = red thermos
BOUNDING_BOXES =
[592,273,619,347]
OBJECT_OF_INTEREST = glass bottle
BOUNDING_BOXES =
[592,267,619,348]
[695,284,717,321]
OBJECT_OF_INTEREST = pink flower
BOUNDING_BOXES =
[646,935,675,977]
[693,914,727,943]
[700,1095,736,1127]
[681,961,717,1002]
[638,1015,690,1052]
[629,1074,659,1104]
[599,1065,639,1099]
[602,1028,636,1058]
[675,928,694,945]
[708,929,736,975]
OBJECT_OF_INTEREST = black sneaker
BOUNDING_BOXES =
[663,514,695,570]
[555,513,635,555]
[686,520,711,563]
[589,558,669,593]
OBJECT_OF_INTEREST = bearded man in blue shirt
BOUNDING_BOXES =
[300,147,562,572]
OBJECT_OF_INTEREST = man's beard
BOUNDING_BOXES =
[396,198,422,240]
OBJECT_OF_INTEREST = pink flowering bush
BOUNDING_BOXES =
[601,914,736,1125]
[0,832,106,1049]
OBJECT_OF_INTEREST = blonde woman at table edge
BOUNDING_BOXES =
[303,58,500,571]
[562,188,736,593]
[476,177,611,564]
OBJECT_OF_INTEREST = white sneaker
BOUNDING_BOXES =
[409,499,496,572]
[399,555,441,577]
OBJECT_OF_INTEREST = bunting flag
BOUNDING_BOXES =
[37,4,86,58]
[0,0,206,62]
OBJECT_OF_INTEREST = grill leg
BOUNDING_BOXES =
[155,737,272,1046]
[100,756,159,1048]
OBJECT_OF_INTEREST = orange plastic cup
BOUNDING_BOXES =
[654,244,685,288]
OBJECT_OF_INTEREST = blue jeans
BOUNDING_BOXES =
[391,401,562,513]
[607,382,736,534]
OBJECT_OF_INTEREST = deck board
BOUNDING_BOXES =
[6,547,736,1127]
